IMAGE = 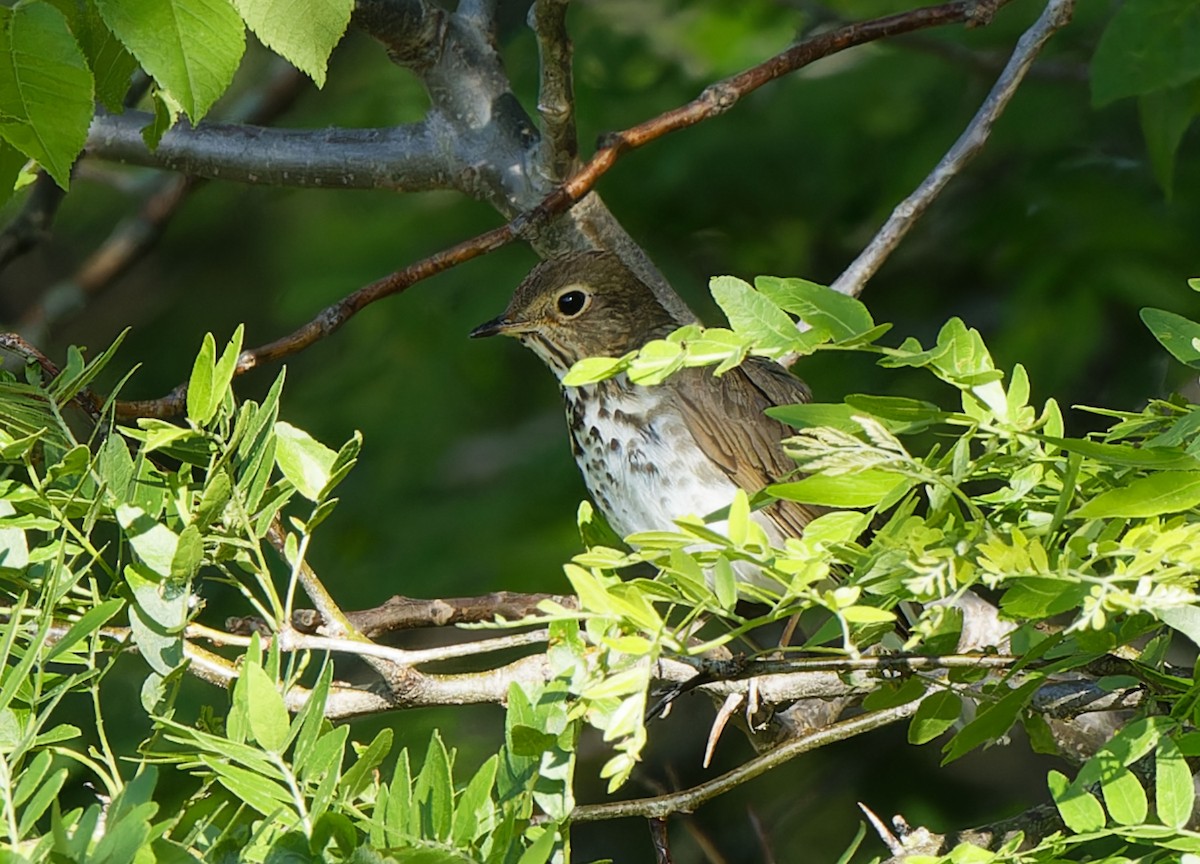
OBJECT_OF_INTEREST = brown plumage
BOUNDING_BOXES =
[472,250,820,547]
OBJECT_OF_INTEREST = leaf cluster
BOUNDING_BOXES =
[558,274,1200,860]
[0,0,353,196]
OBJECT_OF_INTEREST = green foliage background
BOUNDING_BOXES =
[3,0,1199,860]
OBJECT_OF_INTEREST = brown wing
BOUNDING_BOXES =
[672,358,821,539]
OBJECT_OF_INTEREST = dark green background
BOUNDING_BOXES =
[4,0,1197,859]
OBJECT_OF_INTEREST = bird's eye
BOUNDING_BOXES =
[556,289,588,317]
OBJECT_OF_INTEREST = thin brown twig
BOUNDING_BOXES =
[0,332,104,420]
[649,818,673,864]
[113,0,1016,420]
[535,0,1011,221]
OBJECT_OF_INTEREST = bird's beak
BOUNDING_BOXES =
[470,315,532,339]
[469,315,511,339]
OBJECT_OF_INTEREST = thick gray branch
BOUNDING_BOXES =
[353,0,690,319]
[531,0,578,182]
[86,111,456,192]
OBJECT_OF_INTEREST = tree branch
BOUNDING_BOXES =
[21,62,309,344]
[531,0,577,182]
[536,0,1017,224]
[86,112,455,192]
[873,801,1069,861]
[286,590,579,637]
[829,0,1076,298]
[0,172,66,275]
[111,0,1022,420]
[569,700,922,822]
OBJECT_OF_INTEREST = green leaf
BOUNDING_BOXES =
[930,318,997,385]
[769,470,912,508]
[711,555,737,610]
[678,327,750,368]
[0,3,94,188]
[908,691,962,745]
[195,469,232,528]
[1048,769,1107,833]
[726,489,749,546]
[116,505,180,576]
[1156,735,1195,828]
[1091,0,1200,106]
[710,275,799,357]
[1138,83,1200,196]
[517,826,559,864]
[863,676,927,712]
[1142,307,1200,368]
[17,766,67,837]
[95,0,245,123]
[128,602,184,675]
[212,325,243,409]
[141,88,177,150]
[450,753,498,846]
[340,727,392,799]
[274,421,336,502]
[243,661,289,752]
[383,748,413,842]
[46,598,124,661]
[413,731,453,842]
[878,335,950,369]
[844,395,946,426]
[754,276,874,341]
[627,339,684,385]
[1042,435,1198,468]
[943,679,1041,763]
[999,578,1088,620]
[1101,765,1148,826]
[186,333,217,425]
[1074,471,1200,518]
[97,433,135,503]
[171,523,203,581]
[767,402,863,432]
[200,756,293,815]
[1156,606,1200,650]
[840,605,895,624]
[231,0,351,86]
[511,724,556,758]
[46,0,137,112]
[0,499,28,569]
[562,353,632,386]
[13,750,53,806]
[311,812,356,858]
[186,326,242,424]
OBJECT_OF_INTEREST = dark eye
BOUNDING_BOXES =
[556,289,588,317]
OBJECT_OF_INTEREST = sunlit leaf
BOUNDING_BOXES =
[0,3,93,188]
[96,0,245,123]
[1074,471,1200,518]
[232,0,351,86]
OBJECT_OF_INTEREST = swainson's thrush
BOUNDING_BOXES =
[471,251,820,557]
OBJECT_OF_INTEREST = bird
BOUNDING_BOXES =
[470,250,821,570]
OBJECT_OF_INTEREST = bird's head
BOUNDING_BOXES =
[470,251,680,377]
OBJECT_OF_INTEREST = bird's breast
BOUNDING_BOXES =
[562,381,741,540]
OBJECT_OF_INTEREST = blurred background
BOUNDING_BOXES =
[2,0,1197,859]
